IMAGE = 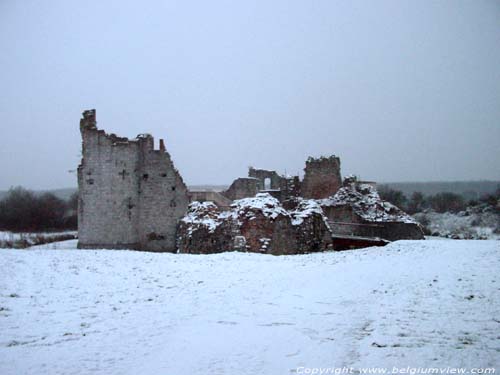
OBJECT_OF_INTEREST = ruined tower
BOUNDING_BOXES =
[301,156,342,199]
[77,109,189,252]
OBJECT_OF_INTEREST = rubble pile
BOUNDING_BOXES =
[177,193,333,255]
[318,178,417,224]
[318,177,424,241]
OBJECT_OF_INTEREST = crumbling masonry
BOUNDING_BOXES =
[77,109,423,253]
[77,110,189,252]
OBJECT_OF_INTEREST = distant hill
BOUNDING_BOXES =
[188,184,228,192]
[0,186,230,200]
[380,181,500,200]
[0,186,229,200]
[1,181,498,201]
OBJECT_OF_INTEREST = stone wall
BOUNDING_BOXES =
[225,157,341,202]
[321,203,424,240]
[222,177,260,201]
[248,167,283,190]
[77,109,189,252]
[301,156,342,199]
[177,194,333,255]
[318,177,424,241]
[188,191,232,209]
[177,203,238,254]
[279,176,301,201]
[322,205,384,238]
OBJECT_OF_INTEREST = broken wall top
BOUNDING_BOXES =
[181,193,332,237]
[318,181,417,224]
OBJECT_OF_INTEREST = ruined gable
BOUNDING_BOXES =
[77,109,189,252]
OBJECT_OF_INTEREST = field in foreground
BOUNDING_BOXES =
[0,240,499,374]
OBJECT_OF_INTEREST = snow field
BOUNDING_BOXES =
[0,240,498,374]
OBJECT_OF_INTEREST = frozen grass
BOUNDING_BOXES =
[0,240,499,374]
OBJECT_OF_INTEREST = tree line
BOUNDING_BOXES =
[0,187,77,232]
[378,186,500,214]
[1,184,498,232]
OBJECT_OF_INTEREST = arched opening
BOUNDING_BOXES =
[264,177,271,190]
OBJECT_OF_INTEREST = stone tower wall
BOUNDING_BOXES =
[301,156,342,199]
[137,149,189,252]
[77,110,189,252]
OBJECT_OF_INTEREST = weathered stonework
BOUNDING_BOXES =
[222,177,260,201]
[176,202,238,254]
[77,109,189,252]
[301,156,342,199]
[177,194,333,255]
[77,109,421,253]
[223,156,342,203]
[318,177,424,241]
[279,176,301,201]
[188,190,232,209]
[248,168,283,190]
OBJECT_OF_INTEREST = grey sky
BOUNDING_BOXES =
[1,0,499,190]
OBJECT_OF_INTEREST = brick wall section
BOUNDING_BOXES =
[301,156,342,199]
[77,109,189,252]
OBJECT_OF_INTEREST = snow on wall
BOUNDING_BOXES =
[178,193,334,254]
[180,202,222,236]
[231,193,289,221]
[319,182,417,224]
[290,199,329,227]
[182,193,330,236]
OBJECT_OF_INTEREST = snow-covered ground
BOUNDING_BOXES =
[0,231,76,242]
[0,240,499,374]
[413,209,499,240]
[0,231,77,248]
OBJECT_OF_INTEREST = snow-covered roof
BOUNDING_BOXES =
[318,182,417,224]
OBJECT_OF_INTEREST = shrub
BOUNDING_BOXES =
[428,192,466,213]
[0,187,77,232]
[378,187,407,210]
[407,192,425,214]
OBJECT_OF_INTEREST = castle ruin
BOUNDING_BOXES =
[77,110,189,252]
[219,157,341,204]
[77,110,423,253]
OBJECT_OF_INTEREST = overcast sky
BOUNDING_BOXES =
[1,0,499,190]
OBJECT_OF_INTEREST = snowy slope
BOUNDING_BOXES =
[0,231,77,248]
[414,210,499,240]
[0,240,499,374]
[0,231,77,242]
